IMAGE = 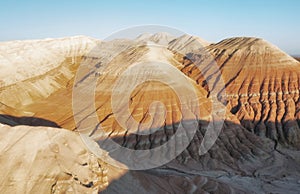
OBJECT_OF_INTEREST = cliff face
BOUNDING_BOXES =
[181,37,300,147]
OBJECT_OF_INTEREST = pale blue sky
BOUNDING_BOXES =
[0,0,299,54]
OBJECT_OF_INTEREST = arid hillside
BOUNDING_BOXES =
[0,34,300,193]
[180,37,300,148]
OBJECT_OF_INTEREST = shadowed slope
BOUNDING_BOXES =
[0,114,60,127]
[1,117,300,193]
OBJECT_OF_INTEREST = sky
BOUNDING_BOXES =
[0,0,299,55]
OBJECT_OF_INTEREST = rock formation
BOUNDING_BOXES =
[181,37,300,148]
[0,36,98,108]
[0,35,300,193]
[136,32,176,45]
[168,34,210,54]
[0,124,109,193]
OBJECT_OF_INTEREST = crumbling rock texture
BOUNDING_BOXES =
[0,124,109,193]
[180,37,300,148]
